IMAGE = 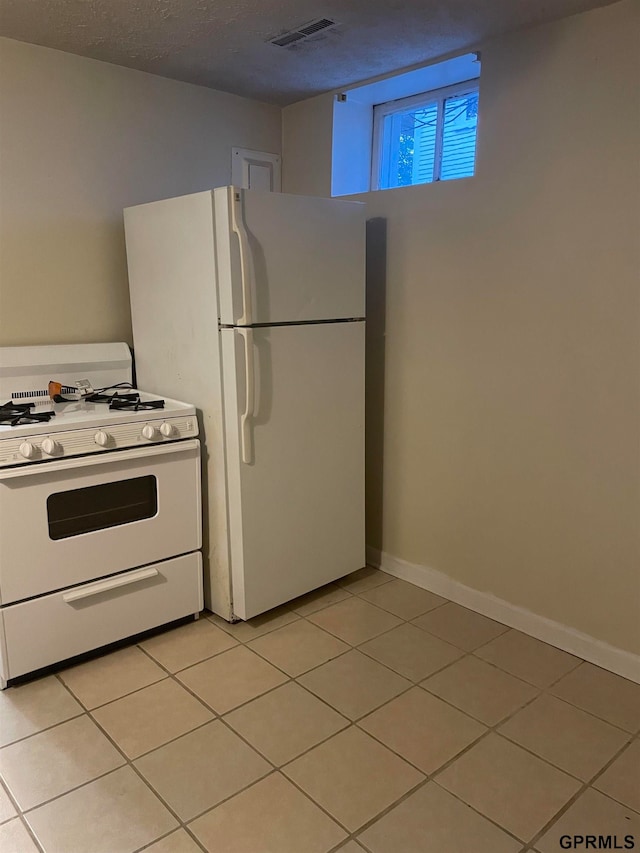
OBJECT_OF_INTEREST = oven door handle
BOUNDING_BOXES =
[0,439,200,480]
[62,566,159,603]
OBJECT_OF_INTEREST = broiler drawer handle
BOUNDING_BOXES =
[62,567,159,603]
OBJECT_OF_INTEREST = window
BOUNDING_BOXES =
[372,82,479,190]
[331,54,480,196]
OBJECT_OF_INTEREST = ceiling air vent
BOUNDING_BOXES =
[269,18,338,48]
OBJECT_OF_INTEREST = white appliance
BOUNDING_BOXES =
[124,187,365,621]
[0,343,203,687]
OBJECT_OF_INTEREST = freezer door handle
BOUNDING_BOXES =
[237,328,255,464]
[230,189,253,326]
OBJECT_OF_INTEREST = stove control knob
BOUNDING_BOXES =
[94,430,110,447]
[19,441,36,459]
[42,438,60,456]
[160,422,176,437]
[142,424,159,441]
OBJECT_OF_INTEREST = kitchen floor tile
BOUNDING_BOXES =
[59,645,166,709]
[176,645,288,714]
[283,727,423,832]
[206,606,299,641]
[359,623,464,682]
[189,772,347,853]
[224,682,348,765]
[288,583,352,616]
[359,687,486,774]
[593,739,640,812]
[359,579,447,620]
[536,788,640,853]
[474,630,581,688]
[307,597,402,646]
[134,721,270,821]
[422,655,539,725]
[0,715,123,811]
[92,678,214,759]
[0,818,39,852]
[436,733,581,841]
[358,781,522,853]
[335,567,393,594]
[0,676,82,747]
[498,694,630,780]
[298,649,411,720]
[412,602,509,651]
[139,618,238,673]
[248,619,349,676]
[25,766,177,853]
[0,784,17,823]
[551,662,640,732]
[143,830,203,852]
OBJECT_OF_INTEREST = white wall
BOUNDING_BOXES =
[0,38,281,346]
[283,0,640,656]
[332,98,372,197]
[281,93,333,199]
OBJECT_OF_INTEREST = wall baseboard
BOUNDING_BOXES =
[366,546,640,685]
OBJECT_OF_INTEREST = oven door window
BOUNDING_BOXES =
[47,476,158,540]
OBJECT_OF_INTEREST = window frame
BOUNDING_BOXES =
[371,78,480,191]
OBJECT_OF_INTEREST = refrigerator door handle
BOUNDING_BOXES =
[237,327,255,464]
[230,190,253,326]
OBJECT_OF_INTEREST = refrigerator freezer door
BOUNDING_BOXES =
[215,188,365,326]
[220,321,365,619]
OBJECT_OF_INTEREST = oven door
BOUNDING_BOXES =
[0,439,201,604]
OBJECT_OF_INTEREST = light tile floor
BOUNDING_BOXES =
[1,568,639,853]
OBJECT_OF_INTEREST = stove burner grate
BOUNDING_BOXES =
[86,392,140,404]
[109,397,165,411]
[85,387,164,411]
[0,401,56,427]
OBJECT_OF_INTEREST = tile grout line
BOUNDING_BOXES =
[0,706,86,751]
[0,772,45,853]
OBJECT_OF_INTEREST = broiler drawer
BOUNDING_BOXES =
[0,552,203,684]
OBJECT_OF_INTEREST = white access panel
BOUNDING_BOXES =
[221,321,366,619]
[215,188,366,326]
[232,148,281,191]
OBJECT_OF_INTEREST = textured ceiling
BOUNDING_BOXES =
[0,0,618,104]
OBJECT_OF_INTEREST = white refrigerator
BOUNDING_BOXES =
[124,187,366,621]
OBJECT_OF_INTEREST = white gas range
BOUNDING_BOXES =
[0,343,203,688]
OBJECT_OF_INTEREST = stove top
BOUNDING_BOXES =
[0,389,194,440]
[0,344,199,468]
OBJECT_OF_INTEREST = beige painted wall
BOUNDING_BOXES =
[0,38,281,346]
[281,93,334,199]
[283,0,640,653]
